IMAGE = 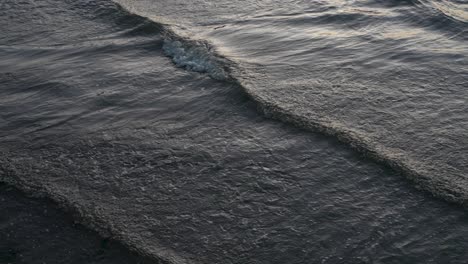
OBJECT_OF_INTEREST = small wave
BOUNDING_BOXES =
[162,39,227,80]
[108,1,229,81]
[109,0,468,208]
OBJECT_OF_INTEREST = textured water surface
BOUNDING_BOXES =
[0,0,467,263]
[0,183,153,264]
[115,0,468,203]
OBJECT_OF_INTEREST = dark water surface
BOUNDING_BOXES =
[0,183,152,264]
[116,0,468,203]
[1,0,467,263]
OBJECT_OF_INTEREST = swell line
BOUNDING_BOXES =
[0,155,192,264]
[109,1,468,208]
[2,1,462,264]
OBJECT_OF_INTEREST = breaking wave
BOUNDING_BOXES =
[110,1,468,206]
[162,39,227,80]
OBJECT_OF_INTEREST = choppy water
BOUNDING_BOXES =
[0,0,467,263]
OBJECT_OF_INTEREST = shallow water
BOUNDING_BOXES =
[0,183,152,264]
[1,0,468,263]
[115,0,468,203]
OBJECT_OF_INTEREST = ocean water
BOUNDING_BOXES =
[0,183,153,264]
[0,0,467,263]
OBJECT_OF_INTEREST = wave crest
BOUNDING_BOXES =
[162,39,227,81]
[109,0,468,208]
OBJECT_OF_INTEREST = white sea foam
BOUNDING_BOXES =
[162,39,227,80]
